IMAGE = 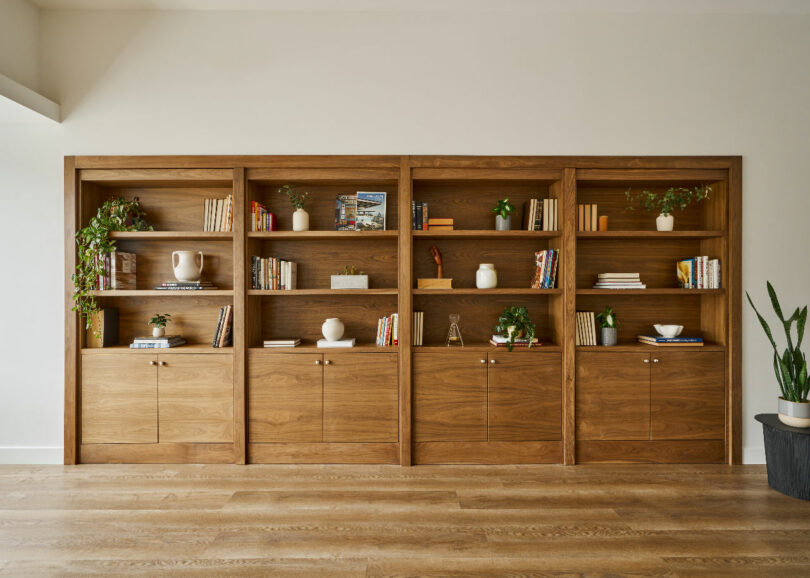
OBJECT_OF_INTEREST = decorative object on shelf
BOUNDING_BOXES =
[756,414,810,501]
[335,194,357,230]
[204,194,233,232]
[493,306,536,352]
[251,200,275,232]
[625,184,712,231]
[531,249,559,289]
[73,197,151,334]
[654,324,684,338]
[331,265,369,290]
[172,250,204,282]
[576,311,597,346]
[677,256,721,289]
[412,311,424,346]
[747,282,809,428]
[322,317,345,342]
[593,272,646,289]
[130,335,186,349]
[637,334,703,347]
[212,305,233,348]
[85,308,120,348]
[446,313,464,347]
[418,245,453,289]
[251,256,297,290]
[475,263,498,289]
[596,306,619,346]
[376,313,398,346]
[599,215,609,231]
[492,198,515,231]
[281,184,310,231]
[356,192,387,231]
[148,313,171,338]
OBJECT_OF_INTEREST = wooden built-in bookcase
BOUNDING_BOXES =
[65,156,742,466]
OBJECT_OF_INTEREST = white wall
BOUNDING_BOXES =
[1,4,809,463]
[0,0,40,91]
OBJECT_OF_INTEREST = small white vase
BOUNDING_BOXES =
[172,250,204,282]
[321,317,344,342]
[292,208,310,232]
[475,264,498,289]
[152,326,165,338]
[656,213,674,231]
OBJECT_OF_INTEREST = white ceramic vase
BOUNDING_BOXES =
[476,264,498,289]
[152,326,165,338]
[172,250,203,282]
[656,213,674,231]
[778,397,810,428]
[292,208,310,232]
[321,318,345,342]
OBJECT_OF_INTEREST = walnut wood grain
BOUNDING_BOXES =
[233,167,247,463]
[398,156,413,465]
[413,441,562,464]
[64,157,79,464]
[79,443,234,463]
[576,440,725,463]
[248,443,399,464]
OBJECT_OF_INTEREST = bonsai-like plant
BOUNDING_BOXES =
[747,282,808,403]
[149,313,172,329]
[625,184,711,216]
[72,197,151,331]
[596,306,619,329]
[280,184,309,210]
[494,305,536,352]
[492,198,515,219]
[338,265,364,275]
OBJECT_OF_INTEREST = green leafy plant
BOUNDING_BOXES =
[625,184,711,216]
[338,265,365,275]
[747,282,808,403]
[494,305,536,352]
[280,184,309,210]
[148,313,172,329]
[491,198,515,219]
[596,306,619,329]
[72,197,151,330]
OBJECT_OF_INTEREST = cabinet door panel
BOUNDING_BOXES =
[248,352,323,442]
[414,352,487,442]
[488,352,562,441]
[158,354,234,443]
[81,354,157,443]
[323,353,398,442]
[651,351,725,440]
[576,352,651,440]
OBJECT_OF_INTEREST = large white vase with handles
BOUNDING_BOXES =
[172,250,204,282]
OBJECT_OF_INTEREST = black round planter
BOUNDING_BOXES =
[755,413,810,501]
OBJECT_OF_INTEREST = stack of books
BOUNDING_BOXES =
[250,201,275,232]
[411,201,429,230]
[130,335,186,349]
[593,273,646,289]
[317,338,356,348]
[335,192,387,231]
[577,204,599,231]
[575,311,598,346]
[427,218,454,231]
[677,257,721,289]
[531,249,559,289]
[522,198,557,231]
[412,311,424,346]
[263,338,301,348]
[251,256,297,290]
[212,305,233,348]
[376,313,399,347]
[94,251,136,290]
[490,335,540,348]
[204,194,233,232]
[155,281,217,291]
[638,335,704,347]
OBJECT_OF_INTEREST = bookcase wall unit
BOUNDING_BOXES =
[65,156,742,467]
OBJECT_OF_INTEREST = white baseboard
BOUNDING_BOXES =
[743,446,766,464]
[0,447,63,464]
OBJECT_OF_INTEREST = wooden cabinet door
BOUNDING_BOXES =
[248,352,323,442]
[414,352,487,442]
[157,354,234,443]
[576,352,651,440]
[488,352,562,441]
[651,351,725,440]
[323,353,398,442]
[81,354,157,443]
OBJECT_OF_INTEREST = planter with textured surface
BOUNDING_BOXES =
[756,413,810,501]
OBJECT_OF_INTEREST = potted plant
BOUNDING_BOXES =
[596,306,619,346]
[331,265,369,289]
[148,313,172,338]
[281,184,310,231]
[625,184,711,231]
[492,198,515,231]
[747,282,809,427]
[494,305,536,351]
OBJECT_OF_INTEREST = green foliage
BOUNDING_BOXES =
[280,184,309,210]
[72,197,151,330]
[491,198,515,219]
[746,282,808,403]
[339,265,364,275]
[149,313,171,328]
[494,305,536,352]
[625,184,711,216]
[596,305,619,329]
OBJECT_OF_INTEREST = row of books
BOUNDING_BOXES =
[250,201,276,232]
[130,335,187,349]
[251,256,298,290]
[677,257,721,289]
[577,204,600,231]
[575,311,598,346]
[263,338,301,348]
[376,313,399,346]
[411,202,429,230]
[638,335,704,347]
[489,334,540,348]
[522,198,558,231]
[412,311,424,346]
[594,272,646,289]
[94,251,136,290]
[335,192,387,231]
[531,249,559,289]
[212,305,233,348]
[204,195,233,232]
[154,281,218,291]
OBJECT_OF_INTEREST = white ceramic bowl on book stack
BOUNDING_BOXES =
[654,324,684,338]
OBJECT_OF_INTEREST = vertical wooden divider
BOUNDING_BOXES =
[728,158,743,464]
[561,168,577,464]
[398,156,413,466]
[233,167,247,464]
[64,157,79,465]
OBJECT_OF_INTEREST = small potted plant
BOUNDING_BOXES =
[331,265,369,290]
[625,184,711,231]
[149,313,171,338]
[492,198,515,231]
[281,184,310,232]
[596,306,619,346]
[747,282,809,427]
[494,305,536,351]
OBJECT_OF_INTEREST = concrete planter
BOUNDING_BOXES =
[331,275,369,290]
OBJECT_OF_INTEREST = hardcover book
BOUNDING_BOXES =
[355,192,386,231]
[335,194,357,231]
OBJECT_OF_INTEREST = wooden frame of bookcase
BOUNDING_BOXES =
[65,155,742,465]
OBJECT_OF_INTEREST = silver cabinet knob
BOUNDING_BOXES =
[643,359,650,364]
[490,359,497,364]
[653,358,660,363]
[159,361,167,366]
[480,359,486,364]
[149,360,157,366]
[324,360,332,365]
[314,360,322,365]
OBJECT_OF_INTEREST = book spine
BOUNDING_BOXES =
[212,307,224,347]
[416,203,422,232]
[422,203,428,231]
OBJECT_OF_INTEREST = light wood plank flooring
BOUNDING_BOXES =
[1,464,809,576]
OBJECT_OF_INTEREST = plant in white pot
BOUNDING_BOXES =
[492,198,515,231]
[331,265,369,290]
[596,305,619,346]
[149,313,171,338]
[625,185,711,231]
[747,282,809,427]
[281,184,310,231]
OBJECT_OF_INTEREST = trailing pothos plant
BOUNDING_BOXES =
[625,184,711,216]
[494,305,536,352]
[73,197,152,330]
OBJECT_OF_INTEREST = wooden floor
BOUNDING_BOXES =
[1,464,809,576]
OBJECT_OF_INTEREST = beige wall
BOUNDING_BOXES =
[0,0,40,91]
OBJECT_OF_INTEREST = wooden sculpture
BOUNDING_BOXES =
[418,245,453,289]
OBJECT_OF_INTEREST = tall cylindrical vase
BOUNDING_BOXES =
[601,327,618,346]
[495,215,511,231]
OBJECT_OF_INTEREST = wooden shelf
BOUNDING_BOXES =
[108,231,233,241]
[413,230,560,239]
[415,343,562,352]
[413,288,560,295]
[577,288,724,295]
[249,288,397,296]
[81,344,234,355]
[250,343,396,353]
[248,230,398,240]
[89,290,233,297]
[576,230,723,239]
[576,342,725,352]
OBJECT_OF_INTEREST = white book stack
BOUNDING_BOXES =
[317,338,356,348]
[593,272,646,289]
[263,338,301,348]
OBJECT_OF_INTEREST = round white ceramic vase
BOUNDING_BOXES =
[292,208,310,232]
[476,264,498,289]
[322,318,345,342]
[152,326,165,338]
[656,213,674,231]
[172,250,203,282]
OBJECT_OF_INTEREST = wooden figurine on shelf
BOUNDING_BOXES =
[418,245,453,289]
[430,245,444,278]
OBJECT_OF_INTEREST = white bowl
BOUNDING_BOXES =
[654,324,683,338]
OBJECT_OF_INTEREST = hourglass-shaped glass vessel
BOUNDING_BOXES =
[446,313,464,347]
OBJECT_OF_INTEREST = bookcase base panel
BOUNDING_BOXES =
[414,441,562,464]
[248,443,399,464]
[575,440,725,464]
[79,443,235,464]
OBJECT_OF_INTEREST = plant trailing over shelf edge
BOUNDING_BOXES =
[72,197,152,333]
[491,198,515,219]
[494,305,536,352]
[625,184,711,216]
[149,313,171,328]
[338,265,365,275]
[280,184,309,210]
[747,282,808,403]
[596,305,619,329]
